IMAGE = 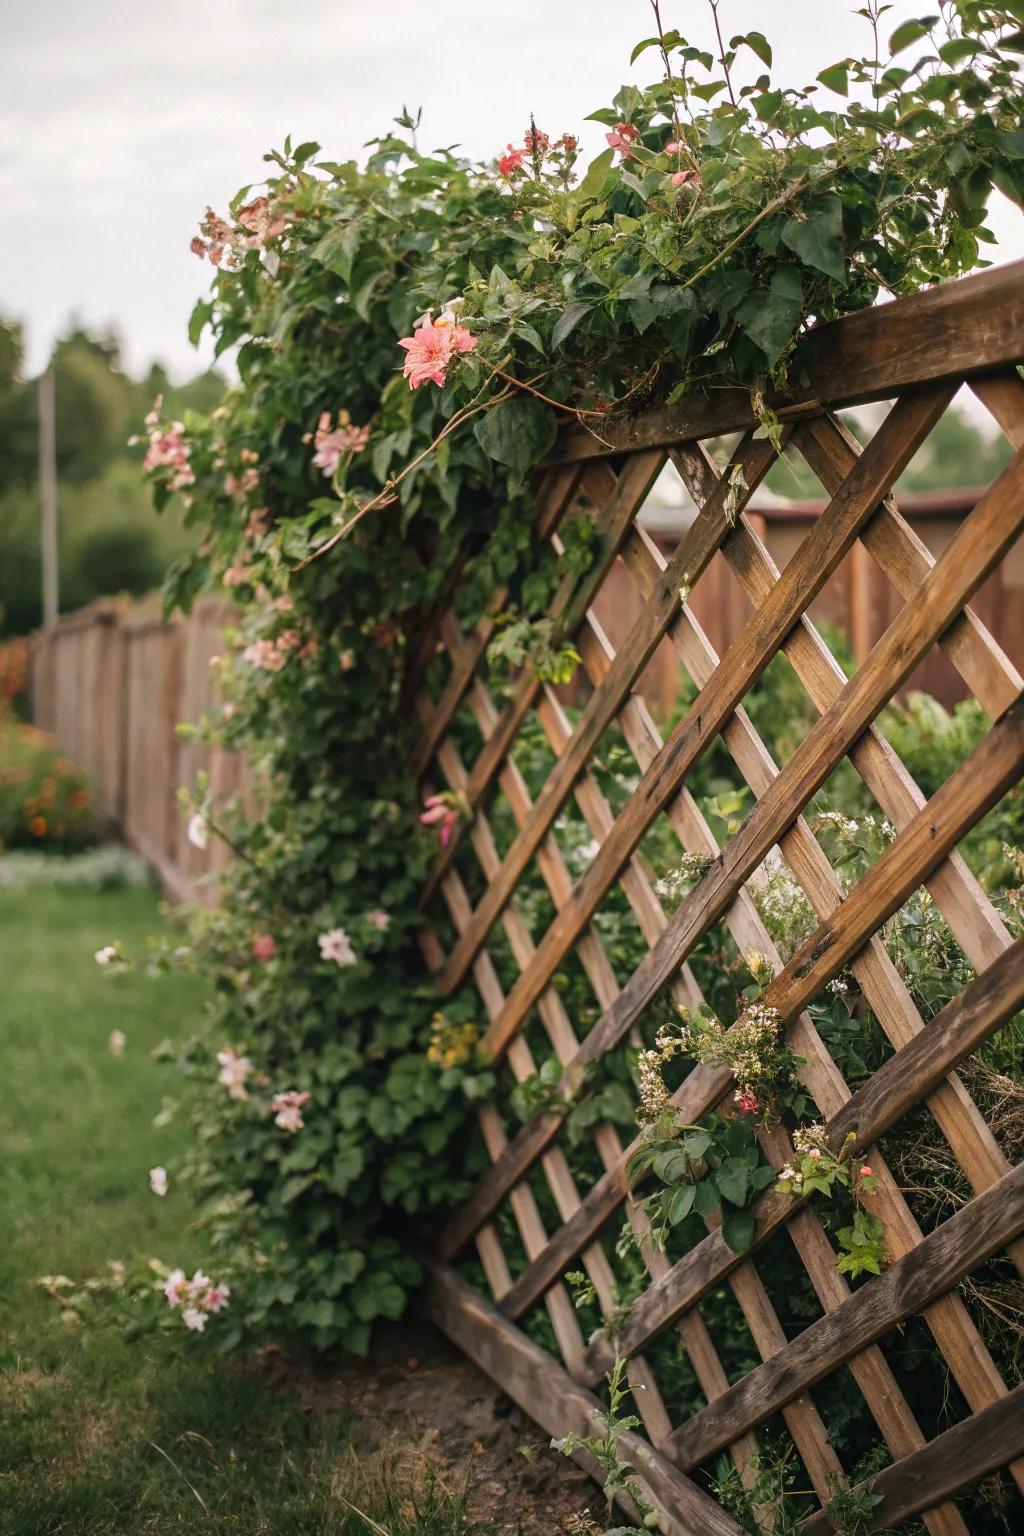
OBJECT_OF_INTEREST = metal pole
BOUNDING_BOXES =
[39,368,58,626]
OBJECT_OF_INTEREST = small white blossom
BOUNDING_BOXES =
[187,813,209,850]
[108,1029,127,1056]
[149,1166,168,1198]
[94,945,119,967]
[318,927,357,967]
[182,1306,207,1332]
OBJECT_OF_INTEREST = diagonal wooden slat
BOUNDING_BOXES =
[470,388,953,1050]
[670,1159,1024,1471]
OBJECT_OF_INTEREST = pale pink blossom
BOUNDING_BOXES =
[237,195,287,248]
[339,649,355,671]
[246,507,271,539]
[217,1047,254,1100]
[859,1165,873,1179]
[191,208,236,266]
[182,1306,208,1332]
[368,909,390,931]
[735,1090,759,1115]
[523,126,550,155]
[108,1028,127,1056]
[149,1166,168,1197]
[319,928,357,967]
[665,139,683,154]
[163,1269,189,1306]
[94,945,120,967]
[306,410,370,478]
[670,169,701,189]
[251,933,276,963]
[271,1089,311,1133]
[225,467,259,497]
[606,123,640,156]
[243,638,287,672]
[808,1147,822,1160]
[200,1282,231,1312]
[222,564,254,588]
[398,313,476,390]
[142,418,195,491]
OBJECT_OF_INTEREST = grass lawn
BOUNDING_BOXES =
[0,882,472,1536]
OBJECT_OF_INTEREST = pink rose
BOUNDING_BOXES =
[252,933,276,963]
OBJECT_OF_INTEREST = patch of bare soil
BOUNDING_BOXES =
[258,1315,606,1535]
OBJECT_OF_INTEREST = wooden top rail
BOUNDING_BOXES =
[552,259,1024,462]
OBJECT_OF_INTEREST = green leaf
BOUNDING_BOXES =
[738,264,803,363]
[630,35,661,64]
[188,299,214,348]
[473,396,558,483]
[715,1157,750,1207]
[938,37,982,65]
[693,1176,721,1219]
[732,30,772,66]
[666,1182,697,1225]
[653,1146,692,1184]
[551,302,594,348]
[817,61,850,95]
[578,148,615,204]
[782,196,846,282]
[721,1205,757,1253]
[888,19,931,55]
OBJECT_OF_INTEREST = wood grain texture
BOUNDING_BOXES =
[670,1159,1024,1470]
[551,259,1024,462]
[425,1260,745,1536]
[799,1381,1024,1535]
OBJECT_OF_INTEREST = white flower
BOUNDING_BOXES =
[368,909,390,931]
[163,1268,188,1307]
[271,1090,310,1133]
[187,813,209,850]
[216,1047,254,1101]
[182,1306,207,1332]
[318,927,357,967]
[577,839,600,863]
[108,1029,127,1056]
[94,945,119,967]
[149,1166,168,1198]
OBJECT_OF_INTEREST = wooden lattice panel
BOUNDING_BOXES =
[410,264,1024,1535]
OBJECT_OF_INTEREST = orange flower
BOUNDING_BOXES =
[30,815,47,837]
[71,788,91,810]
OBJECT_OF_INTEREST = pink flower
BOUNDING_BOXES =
[237,195,287,249]
[243,638,287,672]
[499,145,525,176]
[671,168,701,189]
[859,1165,873,1179]
[182,1306,207,1332]
[141,417,194,491]
[251,933,276,963]
[222,564,253,588]
[217,1047,254,1100]
[368,909,390,931]
[307,410,370,478]
[735,1090,759,1115]
[200,1283,231,1313]
[808,1147,822,1160]
[420,794,459,847]
[225,467,259,496]
[339,649,355,671]
[523,127,550,155]
[270,1089,311,1133]
[191,207,236,266]
[149,1166,168,1197]
[606,124,640,157]
[398,312,476,390]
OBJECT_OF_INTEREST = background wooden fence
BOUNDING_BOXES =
[409,260,1024,1534]
[25,595,245,901]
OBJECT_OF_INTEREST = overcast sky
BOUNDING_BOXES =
[3,0,1022,380]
